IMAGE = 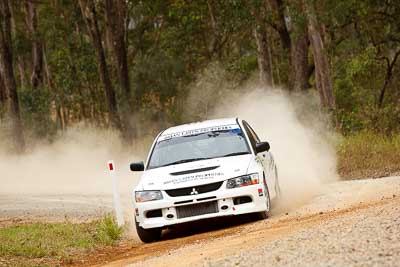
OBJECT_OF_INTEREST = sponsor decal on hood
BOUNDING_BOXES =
[163,171,224,185]
[139,154,254,190]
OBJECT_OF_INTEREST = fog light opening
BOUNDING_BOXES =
[221,205,229,210]
[145,209,162,218]
[233,196,252,205]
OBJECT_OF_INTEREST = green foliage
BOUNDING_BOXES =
[4,0,400,141]
[96,215,123,245]
[334,44,399,135]
[0,215,122,259]
[131,50,188,126]
[227,55,258,81]
[19,87,57,139]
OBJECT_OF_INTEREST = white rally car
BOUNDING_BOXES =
[130,118,280,243]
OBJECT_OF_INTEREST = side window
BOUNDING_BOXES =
[242,122,257,152]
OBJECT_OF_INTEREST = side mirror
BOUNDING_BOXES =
[130,161,145,172]
[255,142,270,153]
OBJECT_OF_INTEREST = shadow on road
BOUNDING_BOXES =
[160,214,258,241]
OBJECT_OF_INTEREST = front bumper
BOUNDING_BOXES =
[134,184,267,229]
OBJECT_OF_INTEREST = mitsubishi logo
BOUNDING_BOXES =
[190,188,199,195]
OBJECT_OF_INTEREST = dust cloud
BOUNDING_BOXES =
[184,64,338,212]
[0,64,338,219]
[0,126,145,195]
[206,87,339,211]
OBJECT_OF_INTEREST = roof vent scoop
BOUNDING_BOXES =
[169,166,220,176]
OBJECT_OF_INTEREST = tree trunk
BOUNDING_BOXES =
[17,59,27,88]
[254,25,273,87]
[378,50,400,108]
[270,0,291,50]
[25,1,43,89]
[206,0,221,59]
[247,0,273,87]
[249,0,273,87]
[79,0,122,130]
[271,0,310,91]
[290,33,310,91]
[306,1,335,109]
[104,0,134,140]
[0,0,25,152]
[0,71,5,105]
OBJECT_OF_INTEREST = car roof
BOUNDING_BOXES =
[161,117,239,136]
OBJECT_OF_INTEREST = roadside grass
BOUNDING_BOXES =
[337,132,400,179]
[0,214,122,266]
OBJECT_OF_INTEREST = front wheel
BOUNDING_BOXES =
[135,220,162,243]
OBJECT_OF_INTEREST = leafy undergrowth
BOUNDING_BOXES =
[338,132,400,179]
[0,215,122,266]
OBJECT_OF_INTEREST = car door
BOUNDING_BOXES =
[242,121,276,196]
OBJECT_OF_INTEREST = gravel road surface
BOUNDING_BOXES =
[1,176,399,267]
[0,194,114,226]
[207,197,400,267]
[111,176,400,267]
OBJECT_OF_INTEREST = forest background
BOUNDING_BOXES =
[0,0,399,178]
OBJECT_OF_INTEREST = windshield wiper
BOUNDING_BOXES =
[161,157,210,167]
[221,152,250,157]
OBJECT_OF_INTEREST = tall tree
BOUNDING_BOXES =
[287,3,310,92]
[78,0,122,130]
[270,0,310,91]
[378,49,400,108]
[305,0,335,109]
[0,0,25,152]
[206,0,221,59]
[290,31,310,91]
[25,0,43,89]
[0,72,5,105]
[104,0,134,139]
[249,0,273,87]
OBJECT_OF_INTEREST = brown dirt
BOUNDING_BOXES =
[72,195,400,267]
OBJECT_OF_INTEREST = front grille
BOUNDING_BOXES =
[174,200,193,205]
[165,181,223,197]
[176,201,218,219]
[197,196,217,201]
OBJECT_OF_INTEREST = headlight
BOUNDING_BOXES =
[226,173,259,189]
[135,191,163,202]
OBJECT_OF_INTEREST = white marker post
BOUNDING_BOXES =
[107,160,125,227]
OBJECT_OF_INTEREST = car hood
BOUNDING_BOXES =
[138,154,253,190]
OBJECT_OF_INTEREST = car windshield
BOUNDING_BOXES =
[147,127,250,169]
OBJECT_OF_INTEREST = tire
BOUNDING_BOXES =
[135,220,162,243]
[254,175,271,220]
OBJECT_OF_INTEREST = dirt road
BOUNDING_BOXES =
[1,176,399,266]
[99,176,400,267]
